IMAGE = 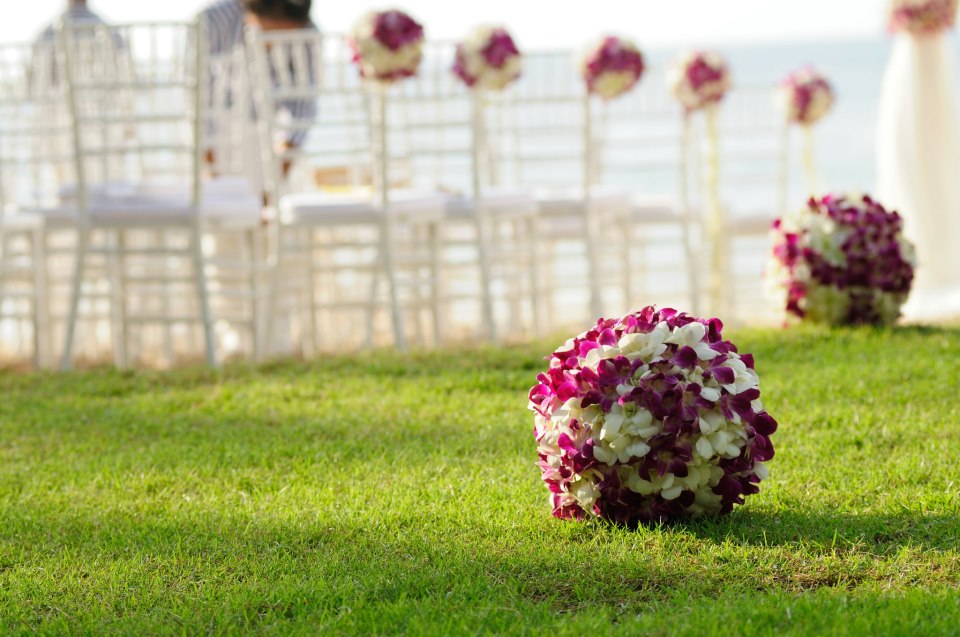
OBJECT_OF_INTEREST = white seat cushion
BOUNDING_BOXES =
[630,195,687,223]
[279,189,446,226]
[46,177,263,229]
[443,188,539,220]
[0,212,43,231]
[535,185,631,216]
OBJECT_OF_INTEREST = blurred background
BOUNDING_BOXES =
[13,0,941,198]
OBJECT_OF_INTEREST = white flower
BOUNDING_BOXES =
[570,476,600,509]
[584,344,621,369]
[715,357,760,394]
[626,470,681,499]
[664,322,719,360]
[595,406,653,464]
[618,322,669,362]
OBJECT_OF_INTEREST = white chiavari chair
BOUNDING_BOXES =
[712,85,788,320]
[57,20,264,369]
[0,39,65,368]
[495,50,632,329]
[595,66,701,315]
[201,45,270,362]
[246,28,446,353]
[389,41,542,343]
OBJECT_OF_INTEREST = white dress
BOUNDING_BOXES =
[876,33,960,318]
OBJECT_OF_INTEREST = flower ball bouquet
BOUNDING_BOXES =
[351,9,425,82]
[889,0,958,35]
[668,51,731,112]
[779,67,836,193]
[668,51,731,311]
[767,193,916,325]
[453,26,522,91]
[529,306,778,525]
[580,36,645,100]
[778,67,835,126]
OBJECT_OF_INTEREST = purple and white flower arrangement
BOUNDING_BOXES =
[889,0,958,35]
[529,306,777,525]
[580,36,645,100]
[767,193,916,325]
[669,51,731,112]
[778,67,836,126]
[350,9,425,82]
[453,26,522,91]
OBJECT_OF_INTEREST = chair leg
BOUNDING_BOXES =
[620,216,634,313]
[406,225,425,347]
[428,221,444,347]
[525,215,544,333]
[263,226,285,359]
[108,230,129,369]
[246,228,264,362]
[379,218,407,351]
[584,206,604,320]
[159,230,176,365]
[364,257,380,349]
[31,227,50,370]
[474,214,498,344]
[61,228,90,372]
[304,229,320,357]
[0,232,8,364]
[189,225,218,368]
[680,212,701,316]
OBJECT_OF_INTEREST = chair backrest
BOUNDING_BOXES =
[0,39,76,216]
[713,84,788,221]
[246,28,379,203]
[493,49,590,192]
[594,65,689,202]
[58,20,205,216]
[206,46,251,177]
[388,39,518,198]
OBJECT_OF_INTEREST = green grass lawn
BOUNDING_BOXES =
[2,326,960,635]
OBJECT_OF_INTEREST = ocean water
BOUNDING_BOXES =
[652,34,957,195]
[705,36,892,196]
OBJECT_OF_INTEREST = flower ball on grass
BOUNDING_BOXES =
[767,193,916,325]
[529,306,778,525]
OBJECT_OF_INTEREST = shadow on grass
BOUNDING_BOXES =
[679,508,960,553]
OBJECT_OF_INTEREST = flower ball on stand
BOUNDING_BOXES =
[767,193,916,325]
[453,26,522,91]
[668,51,730,311]
[668,51,731,112]
[889,0,958,35]
[529,306,778,525]
[778,67,835,126]
[580,36,645,100]
[351,9,425,82]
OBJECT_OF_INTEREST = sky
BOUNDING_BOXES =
[12,1,891,50]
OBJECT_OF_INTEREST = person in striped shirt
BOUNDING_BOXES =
[31,1,116,91]
[35,0,106,43]
[199,0,317,173]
